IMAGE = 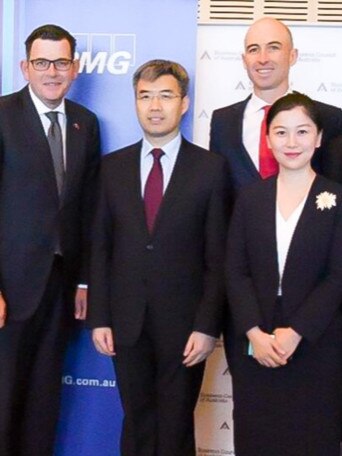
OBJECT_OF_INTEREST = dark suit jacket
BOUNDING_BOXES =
[0,86,100,321]
[88,138,232,346]
[210,95,342,192]
[325,134,342,184]
[226,175,342,344]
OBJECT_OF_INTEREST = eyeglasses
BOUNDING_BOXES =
[136,92,182,103]
[29,58,73,71]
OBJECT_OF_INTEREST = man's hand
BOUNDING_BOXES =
[247,326,287,368]
[92,327,115,356]
[0,293,6,329]
[183,331,216,367]
[74,288,87,320]
[273,327,302,361]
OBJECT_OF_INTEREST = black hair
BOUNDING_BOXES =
[266,93,323,134]
[25,24,76,58]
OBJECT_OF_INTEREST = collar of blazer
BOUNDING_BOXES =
[282,175,339,276]
[63,100,85,195]
[252,175,339,292]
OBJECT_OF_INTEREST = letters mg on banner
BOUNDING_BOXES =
[74,33,135,75]
[1,1,198,455]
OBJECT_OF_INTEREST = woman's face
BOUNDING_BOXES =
[267,106,322,172]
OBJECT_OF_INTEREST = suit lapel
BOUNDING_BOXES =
[259,178,279,293]
[233,96,260,181]
[63,101,84,203]
[282,175,321,278]
[125,142,150,237]
[152,138,193,234]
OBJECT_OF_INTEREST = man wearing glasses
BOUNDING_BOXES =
[0,24,100,455]
[87,59,232,456]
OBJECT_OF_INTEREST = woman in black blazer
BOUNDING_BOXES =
[226,93,342,456]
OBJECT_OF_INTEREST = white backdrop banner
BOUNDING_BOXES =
[194,24,342,150]
[194,23,342,456]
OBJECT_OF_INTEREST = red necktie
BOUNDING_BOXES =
[144,148,164,233]
[259,105,279,179]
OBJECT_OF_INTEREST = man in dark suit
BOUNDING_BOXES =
[210,17,342,193]
[87,59,231,456]
[0,24,100,456]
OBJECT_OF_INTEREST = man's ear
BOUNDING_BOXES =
[20,60,30,82]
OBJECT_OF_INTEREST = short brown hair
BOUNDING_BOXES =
[133,59,189,98]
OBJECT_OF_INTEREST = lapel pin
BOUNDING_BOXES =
[73,122,80,130]
[316,191,336,211]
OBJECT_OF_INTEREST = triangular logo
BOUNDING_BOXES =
[199,110,209,119]
[220,422,230,430]
[200,51,211,60]
[317,83,327,92]
[235,81,246,90]
[223,366,230,375]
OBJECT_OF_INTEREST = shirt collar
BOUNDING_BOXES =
[141,133,182,159]
[247,90,292,114]
[28,85,66,116]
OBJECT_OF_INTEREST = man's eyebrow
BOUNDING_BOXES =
[267,41,282,46]
[246,40,282,50]
[137,89,174,93]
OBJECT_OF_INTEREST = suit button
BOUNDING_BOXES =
[146,244,154,251]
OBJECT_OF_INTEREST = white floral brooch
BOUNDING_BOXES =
[316,191,337,211]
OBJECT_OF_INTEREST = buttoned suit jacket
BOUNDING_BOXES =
[210,95,342,192]
[88,137,232,346]
[226,175,342,344]
[0,85,100,321]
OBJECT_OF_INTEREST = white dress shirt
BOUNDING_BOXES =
[140,133,181,196]
[243,94,268,171]
[276,197,307,295]
[28,85,67,169]
[243,91,291,171]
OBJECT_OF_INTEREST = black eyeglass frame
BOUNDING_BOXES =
[29,58,74,71]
